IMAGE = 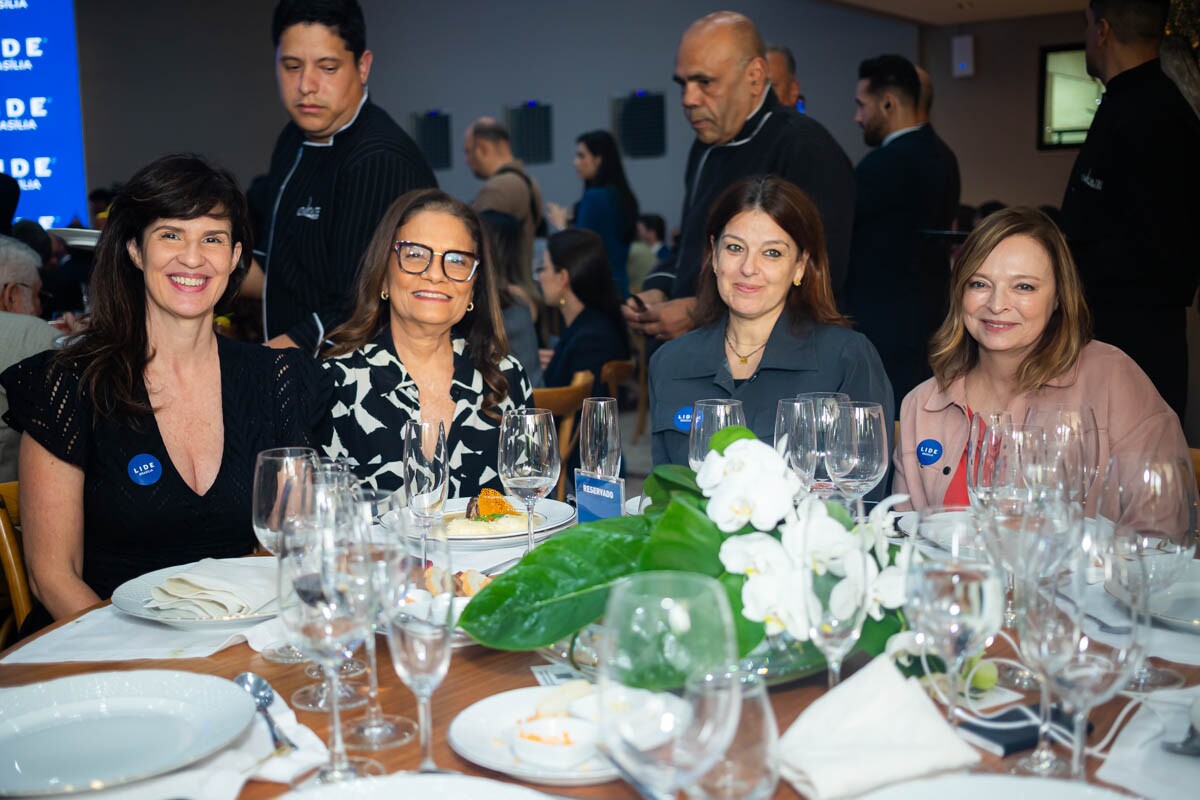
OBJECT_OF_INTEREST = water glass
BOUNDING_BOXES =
[498,408,560,553]
[773,398,817,491]
[580,396,621,477]
[796,391,849,498]
[685,670,779,800]
[688,399,746,471]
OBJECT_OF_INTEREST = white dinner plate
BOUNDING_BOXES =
[111,556,278,629]
[282,772,554,799]
[0,670,254,796]
[895,510,918,538]
[1107,559,1200,634]
[859,774,1130,800]
[430,497,576,551]
[448,686,619,786]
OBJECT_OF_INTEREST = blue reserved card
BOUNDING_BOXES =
[575,470,625,523]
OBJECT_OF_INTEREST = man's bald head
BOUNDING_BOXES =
[675,11,769,145]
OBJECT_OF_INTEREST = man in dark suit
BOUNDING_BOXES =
[844,54,960,413]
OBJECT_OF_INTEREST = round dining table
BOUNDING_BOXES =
[1,602,1194,799]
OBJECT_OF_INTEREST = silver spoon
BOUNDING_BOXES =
[235,672,298,752]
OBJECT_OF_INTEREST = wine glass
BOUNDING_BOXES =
[688,399,746,471]
[1099,453,1198,691]
[1025,403,1100,506]
[383,524,455,774]
[796,391,849,498]
[774,398,817,492]
[278,482,384,783]
[252,447,316,665]
[498,408,560,554]
[685,669,779,800]
[581,397,621,477]
[802,496,870,688]
[907,507,1004,725]
[966,411,1012,508]
[403,418,448,523]
[824,401,888,517]
[597,572,740,800]
[342,485,418,750]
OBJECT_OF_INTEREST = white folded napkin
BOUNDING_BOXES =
[0,606,262,664]
[145,558,277,619]
[81,685,328,800]
[779,655,981,800]
[1085,584,1200,666]
[1097,685,1200,800]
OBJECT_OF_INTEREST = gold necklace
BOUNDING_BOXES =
[725,333,768,364]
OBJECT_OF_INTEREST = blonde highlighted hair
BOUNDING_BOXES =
[928,206,1092,393]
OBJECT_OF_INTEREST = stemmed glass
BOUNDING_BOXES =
[907,506,1004,725]
[774,398,818,492]
[966,411,1012,508]
[252,447,317,665]
[1099,453,1199,691]
[597,572,740,800]
[796,391,849,498]
[383,524,455,774]
[688,399,746,471]
[498,408,560,553]
[1025,403,1099,505]
[824,401,888,518]
[802,496,870,688]
[403,419,448,560]
[277,481,384,783]
[342,485,418,750]
[580,397,621,477]
[685,669,780,800]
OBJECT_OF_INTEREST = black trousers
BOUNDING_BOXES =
[1090,302,1187,419]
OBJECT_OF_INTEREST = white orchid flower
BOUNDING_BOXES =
[741,571,811,640]
[719,532,787,577]
[706,469,798,533]
[860,493,910,566]
[885,630,922,666]
[783,495,857,572]
[694,448,730,497]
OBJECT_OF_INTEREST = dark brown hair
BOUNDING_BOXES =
[325,189,510,413]
[928,206,1092,393]
[692,174,849,331]
[59,153,251,422]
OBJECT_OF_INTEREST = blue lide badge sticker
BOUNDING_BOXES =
[575,470,625,523]
[127,453,162,486]
[673,406,693,432]
[916,439,943,467]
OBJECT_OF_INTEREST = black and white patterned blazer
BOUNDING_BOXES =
[322,331,533,497]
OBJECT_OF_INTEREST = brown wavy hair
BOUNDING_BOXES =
[58,153,251,423]
[928,206,1092,393]
[324,189,510,413]
[692,174,849,331]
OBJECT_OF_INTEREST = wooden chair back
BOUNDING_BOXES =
[0,481,30,648]
[600,359,635,402]
[532,370,594,501]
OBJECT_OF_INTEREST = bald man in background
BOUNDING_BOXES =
[766,44,803,109]
[627,11,854,341]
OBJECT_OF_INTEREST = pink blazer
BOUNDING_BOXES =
[892,341,1188,511]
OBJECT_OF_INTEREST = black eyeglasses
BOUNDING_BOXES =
[393,241,479,282]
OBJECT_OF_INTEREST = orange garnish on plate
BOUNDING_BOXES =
[477,488,518,517]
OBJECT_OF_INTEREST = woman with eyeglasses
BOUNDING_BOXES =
[322,188,533,497]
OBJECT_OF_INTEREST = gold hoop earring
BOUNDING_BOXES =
[380,289,389,300]
[467,301,475,312]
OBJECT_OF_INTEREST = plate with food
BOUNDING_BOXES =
[419,564,497,648]
[438,490,575,550]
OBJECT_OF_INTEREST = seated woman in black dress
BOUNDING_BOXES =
[650,175,893,467]
[322,189,533,497]
[0,154,322,627]
[537,228,631,394]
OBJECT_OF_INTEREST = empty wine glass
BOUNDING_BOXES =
[1025,403,1099,506]
[803,496,870,688]
[1100,453,1198,691]
[685,669,779,800]
[597,572,740,800]
[688,399,746,471]
[907,507,1004,725]
[278,483,383,783]
[966,411,1012,508]
[796,391,849,499]
[774,398,818,492]
[252,447,317,665]
[581,397,621,477]
[383,524,455,774]
[824,401,888,517]
[498,408,560,553]
[403,419,448,525]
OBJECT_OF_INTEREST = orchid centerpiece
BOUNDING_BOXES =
[458,425,919,681]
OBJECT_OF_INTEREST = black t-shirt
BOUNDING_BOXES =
[1,336,328,601]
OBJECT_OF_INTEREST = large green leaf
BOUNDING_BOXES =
[708,424,757,454]
[458,517,650,650]
[642,464,700,510]
[856,608,903,657]
[638,494,724,576]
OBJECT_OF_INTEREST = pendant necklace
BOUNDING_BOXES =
[725,334,768,364]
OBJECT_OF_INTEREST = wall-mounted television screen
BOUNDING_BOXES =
[1038,44,1106,150]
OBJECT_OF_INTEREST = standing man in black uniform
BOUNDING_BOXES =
[242,0,437,353]
[624,11,855,344]
[1060,0,1200,416]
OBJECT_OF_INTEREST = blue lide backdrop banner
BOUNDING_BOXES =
[1,0,88,228]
